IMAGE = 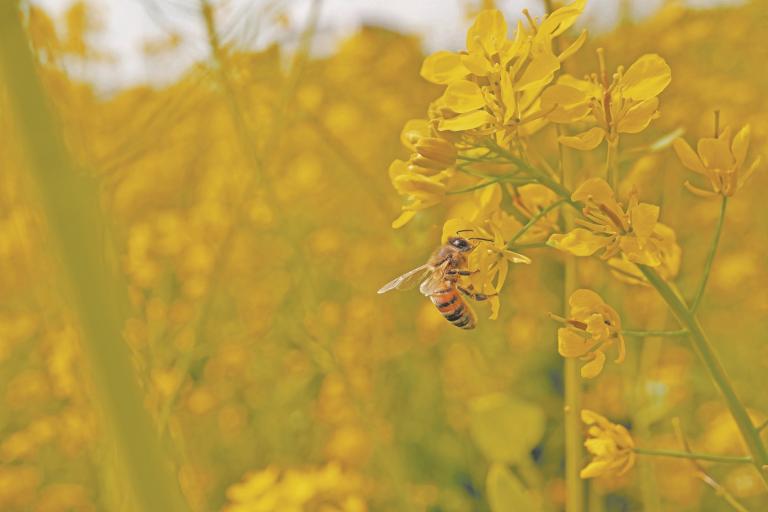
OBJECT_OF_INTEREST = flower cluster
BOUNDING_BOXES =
[389,1,587,228]
[548,178,676,268]
[673,123,762,197]
[554,289,625,379]
[580,410,636,479]
[542,51,671,150]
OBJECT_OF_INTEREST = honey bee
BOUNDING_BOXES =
[377,235,494,329]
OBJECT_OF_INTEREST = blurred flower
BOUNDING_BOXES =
[388,159,450,228]
[223,463,367,512]
[548,178,667,266]
[543,51,671,149]
[555,289,625,379]
[580,409,636,478]
[672,124,762,197]
[607,222,682,285]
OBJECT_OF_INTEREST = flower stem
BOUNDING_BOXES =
[507,199,566,246]
[639,265,768,487]
[690,196,728,313]
[560,146,584,512]
[621,329,688,337]
[634,448,752,464]
[447,177,535,195]
[606,138,619,190]
[484,139,580,207]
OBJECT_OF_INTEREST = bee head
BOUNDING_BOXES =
[448,236,472,252]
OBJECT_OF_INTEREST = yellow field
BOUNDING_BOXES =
[1,1,767,510]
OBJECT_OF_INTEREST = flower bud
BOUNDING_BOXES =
[414,137,457,169]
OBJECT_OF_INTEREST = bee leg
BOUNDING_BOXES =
[445,269,476,276]
[458,284,497,302]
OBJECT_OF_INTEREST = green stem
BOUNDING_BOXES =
[690,196,728,313]
[605,138,619,190]
[622,329,688,337]
[560,146,584,512]
[484,139,580,207]
[447,177,535,195]
[639,265,768,487]
[634,448,752,464]
[507,199,566,246]
[0,5,189,511]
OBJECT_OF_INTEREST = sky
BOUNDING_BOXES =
[31,0,739,91]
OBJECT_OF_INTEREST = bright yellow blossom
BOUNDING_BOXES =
[580,410,636,479]
[672,124,762,197]
[388,159,451,228]
[547,178,666,266]
[420,2,586,137]
[555,289,625,379]
[441,218,530,319]
[542,51,671,149]
[608,222,682,285]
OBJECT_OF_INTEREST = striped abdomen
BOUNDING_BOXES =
[430,286,476,329]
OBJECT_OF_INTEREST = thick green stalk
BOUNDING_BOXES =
[560,144,584,512]
[690,196,728,313]
[0,4,189,511]
[639,265,768,487]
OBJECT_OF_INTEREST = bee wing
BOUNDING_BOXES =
[377,264,434,294]
[418,260,450,296]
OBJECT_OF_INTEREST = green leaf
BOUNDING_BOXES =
[486,463,537,512]
[469,393,546,463]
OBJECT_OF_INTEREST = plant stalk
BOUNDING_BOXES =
[690,196,728,313]
[639,265,768,487]
[0,4,189,511]
[634,448,752,464]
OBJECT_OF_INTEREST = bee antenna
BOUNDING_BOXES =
[455,229,474,235]
[467,237,493,242]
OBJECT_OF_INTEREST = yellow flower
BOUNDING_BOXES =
[419,2,586,137]
[608,222,682,285]
[388,159,451,228]
[580,410,636,479]
[672,124,762,197]
[547,178,664,266]
[555,289,625,379]
[441,218,530,320]
[542,51,671,149]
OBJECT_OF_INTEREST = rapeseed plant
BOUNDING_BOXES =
[1,0,767,511]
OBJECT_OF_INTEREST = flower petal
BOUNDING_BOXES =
[548,229,611,256]
[571,177,616,204]
[698,134,733,170]
[541,84,590,123]
[630,202,659,239]
[467,10,508,57]
[620,54,671,101]
[732,124,751,170]
[516,46,560,92]
[442,80,487,113]
[392,210,417,229]
[557,328,592,358]
[617,97,659,134]
[558,29,588,62]
[558,127,605,150]
[683,180,718,198]
[672,138,706,175]
[420,51,470,84]
[580,350,606,379]
[438,110,495,131]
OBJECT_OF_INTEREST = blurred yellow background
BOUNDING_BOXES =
[1,1,767,511]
